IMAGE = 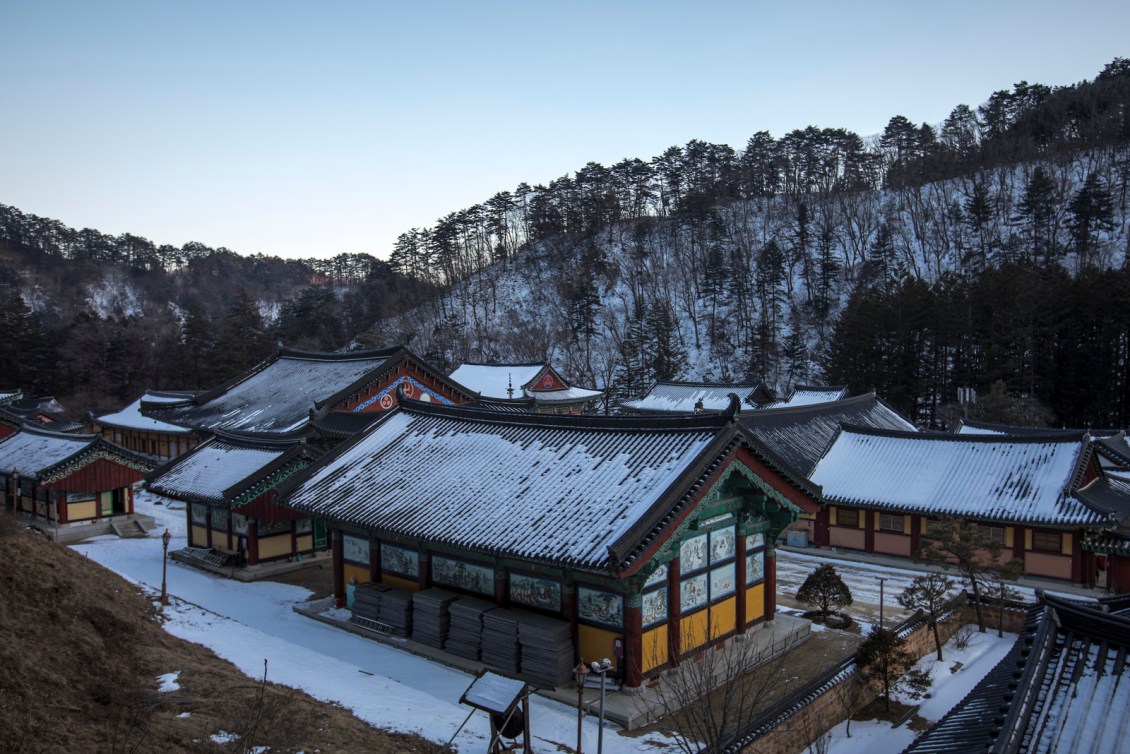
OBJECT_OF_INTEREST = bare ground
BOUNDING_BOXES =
[0,516,448,754]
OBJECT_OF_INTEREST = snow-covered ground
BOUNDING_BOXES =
[822,629,1015,754]
[72,489,1019,752]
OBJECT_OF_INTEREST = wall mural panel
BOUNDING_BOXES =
[509,573,562,612]
[380,543,419,576]
[680,573,708,613]
[710,526,736,563]
[577,586,624,628]
[342,534,370,565]
[680,533,708,572]
[432,555,494,595]
[642,588,668,627]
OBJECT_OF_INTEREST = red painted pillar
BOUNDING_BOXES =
[864,510,875,553]
[332,529,345,608]
[369,541,381,583]
[494,567,507,605]
[418,551,430,591]
[624,603,643,688]
[247,521,260,565]
[765,552,777,620]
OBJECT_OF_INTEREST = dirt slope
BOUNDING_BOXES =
[0,516,448,753]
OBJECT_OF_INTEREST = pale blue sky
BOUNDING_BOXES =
[2,1,1126,260]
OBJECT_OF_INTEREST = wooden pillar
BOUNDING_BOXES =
[564,582,577,649]
[909,515,921,556]
[624,602,644,688]
[418,551,430,591]
[247,520,260,565]
[864,510,875,553]
[206,507,213,549]
[1071,531,1086,585]
[765,552,777,620]
[332,529,346,608]
[494,566,507,606]
[1013,525,1025,560]
[290,521,298,558]
[667,556,681,666]
[735,533,748,634]
[369,540,381,583]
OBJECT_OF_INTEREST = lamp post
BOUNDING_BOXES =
[573,661,590,754]
[590,658,613,754]
[878,576,886,631]
[160,529,172,607]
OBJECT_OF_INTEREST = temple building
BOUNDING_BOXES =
[146,432,324,578]
[143,345,475,437]
[279,396,821,688]
[448,362,603,413]
[93,390,199,460]
[0,424,154,541]
[808,426,1130,589]
[619,381,777,415]
[756,384,848,410]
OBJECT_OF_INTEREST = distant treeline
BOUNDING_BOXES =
[825,263,1130,429]
[389,58,1130,286]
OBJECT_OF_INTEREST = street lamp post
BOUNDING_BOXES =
[573,661,590,754]
[160,529,172,607]
[878,577,887,631]
[590,658,613,754]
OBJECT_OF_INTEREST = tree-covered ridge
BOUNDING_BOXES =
[388,58,1130,287]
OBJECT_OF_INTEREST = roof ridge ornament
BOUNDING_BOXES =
[725,393,742,420]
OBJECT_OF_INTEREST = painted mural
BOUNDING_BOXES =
[577,586,624,628]
[710,562,736,599]
[642,587,668,627]
[710,526,736,563]
[432,555,494,595]
[680,533,708,572]
[342,534,370,565]
[380,543,419,576]
[746,550,764,584]
[680,572,708,613]
[644,563,668,587]
[509,573,562,611]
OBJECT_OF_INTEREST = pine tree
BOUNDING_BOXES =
[795,564,853,619]
[1067,173,1115,271]
[856,627,931,712]
[1014,166,1059,265]
[897,573,954,660]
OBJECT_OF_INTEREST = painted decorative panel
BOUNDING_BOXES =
[342,533,370,565]
[710,562,736,599]
[231,513,249,536]
[295,518,312,534]
[642,587,668,627]
[259,519,290,535]
[210,507,229,529]
[745,550,765,585]
[710,526,736,563]
[680,533,709,572]
[380,543,419,576]
[509,572,562,612]
[747,531,765,550]
[190,503,207,525]
[644,564,668,587]
[680,572,708,613]
[577,586,624,628]
[432,555,494,595]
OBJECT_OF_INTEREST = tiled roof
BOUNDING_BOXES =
[1074,474,1130,526]
[147,433,316,505]
[96,392,196,434]
[810,426,1107,526]
[281,401,812,573]
[739,393,916,476]
[0,425,153,482]
[148,347,399,434]
[309,410,386,439]
[759,384,848,409]
[1095,431,1130,468]
[955,419,1122,438]
[904,595,1130,754]
[449,362,603,404]
[449,363,547,399]
[620,381,774,414]
[0,427,97,478]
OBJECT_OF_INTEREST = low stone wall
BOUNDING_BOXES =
[725,594,1027,754]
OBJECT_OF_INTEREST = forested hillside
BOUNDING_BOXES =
[2,59,1128,427]
[372,58,1130,428]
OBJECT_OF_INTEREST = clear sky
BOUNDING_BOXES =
[2,1,1127,260]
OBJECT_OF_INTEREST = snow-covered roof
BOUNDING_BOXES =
[148,348,398,434]
[810,426,1107,526]
[759,385,848,410]
[954,418,1119,438]
[0,425,151,483]
[96,392,196,435]
[739,393,916,476]
[903,594,1130,754]
[1075,474,1130,527]
[147,439,289,504]
[620,382,774,414]
[283,401,812,573]
[449,363,546,399]
[449,362,603,404]
[528,385,603,403]
[0,390,20,405]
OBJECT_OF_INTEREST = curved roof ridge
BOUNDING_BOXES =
[839,422,1087,444]
[16,423,98,442]
[455,360,547,368]
[749,391,881,416]
[396,392,735,432]
[278,344,403,361]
